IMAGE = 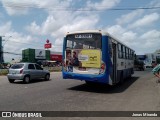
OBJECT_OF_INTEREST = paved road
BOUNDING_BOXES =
[0,69,159,119]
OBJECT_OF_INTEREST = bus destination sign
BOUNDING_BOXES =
[75,34,92,38]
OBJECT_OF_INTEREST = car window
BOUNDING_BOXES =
[11,64,24,69]
[35,64,43,70]
[28,64,35,69]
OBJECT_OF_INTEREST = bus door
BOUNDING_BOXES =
[112,42,117,84]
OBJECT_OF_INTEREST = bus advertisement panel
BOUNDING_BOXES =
[78,49,101,68]
[66,49,101,69]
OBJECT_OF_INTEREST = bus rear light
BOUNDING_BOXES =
[99,63,106,74]
[101,63,105,70]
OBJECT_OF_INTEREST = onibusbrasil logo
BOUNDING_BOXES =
[2,112,42,118]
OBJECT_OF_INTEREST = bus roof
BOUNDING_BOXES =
[65,30,134,52]
[65,30,109,36]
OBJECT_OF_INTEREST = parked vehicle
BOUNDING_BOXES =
[7,63,50,83]
[144,62,153,68]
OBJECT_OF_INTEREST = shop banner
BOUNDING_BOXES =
[35,49,46,59]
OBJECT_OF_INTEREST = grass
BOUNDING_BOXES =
[43,66,62,72]
[0,69,8,76]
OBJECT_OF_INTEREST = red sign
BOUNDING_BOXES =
[46,39,49,43]
[50,54,62,61]
[44,43,52,48]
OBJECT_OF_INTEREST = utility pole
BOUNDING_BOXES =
[0,36,3,63]
[0,36,12,63]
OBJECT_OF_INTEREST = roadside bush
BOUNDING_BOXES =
[0,69,8,75]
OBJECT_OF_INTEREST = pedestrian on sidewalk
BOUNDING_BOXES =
[152,64,160,83]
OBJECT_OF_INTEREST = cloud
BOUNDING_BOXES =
[1,0,29,15]
[121,31,137,42]
[116,9,144,25]
[25,21,41,35]
[0,11,3,18]
[0,21,12,35]
[26,11,78,36]
[105,25,137,46]
[149,0,160,7]
[129,13,159,28]
[26,10,99,52]
[137,30,160,53]
[106,24,160,54]
[0,21,43,61]
[52,15,99,37]
[140,30,160,41]
[86,0,120,10]
[1,0,72,16]
[116,0,160,26]
[105,25,126,38]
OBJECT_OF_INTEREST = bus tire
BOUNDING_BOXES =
[85,81,95,86]
[119,73,124,84]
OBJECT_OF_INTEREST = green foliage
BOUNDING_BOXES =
[0,69,8,75]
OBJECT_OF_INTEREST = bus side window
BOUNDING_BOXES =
[118,44,123,58]
[122,46,125,59]
[121,46,123,58]
[109,42,112,57]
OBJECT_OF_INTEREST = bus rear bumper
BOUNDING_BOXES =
[62,72,109,84]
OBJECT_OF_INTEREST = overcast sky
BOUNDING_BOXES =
[0,0,160,62]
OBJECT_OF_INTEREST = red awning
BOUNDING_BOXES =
[50,54,62,61]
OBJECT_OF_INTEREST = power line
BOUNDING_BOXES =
[2,51,22,55]
[1,2,160,11]
[4,39,44,47]
[3,39,62,48]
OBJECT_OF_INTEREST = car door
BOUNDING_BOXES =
[28,64,37,79]
[35,64,45,78]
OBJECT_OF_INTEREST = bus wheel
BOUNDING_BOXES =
[119,73,124,84]
[85,81,95,86]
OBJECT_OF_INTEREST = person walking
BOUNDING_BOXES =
[152,64,160,83]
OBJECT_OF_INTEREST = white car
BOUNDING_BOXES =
[144,63,153,68]
[7,63,50,83]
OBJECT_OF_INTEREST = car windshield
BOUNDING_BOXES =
[11,64,24,69]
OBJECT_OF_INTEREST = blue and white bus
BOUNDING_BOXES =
[62,30,135,85]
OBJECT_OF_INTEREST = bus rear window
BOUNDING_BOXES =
[66,33,102,49]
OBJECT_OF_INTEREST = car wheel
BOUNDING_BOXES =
[23,76,30,84]
[45,74,50,81]
[8,79,15,83]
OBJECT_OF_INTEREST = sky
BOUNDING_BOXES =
[0,0,160,62]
